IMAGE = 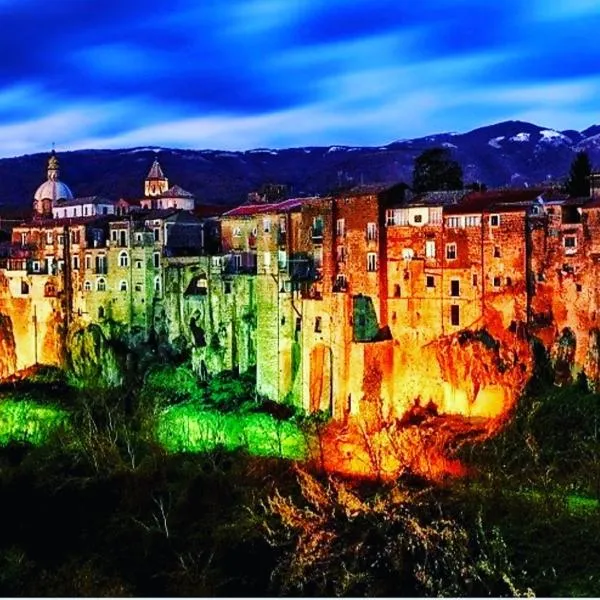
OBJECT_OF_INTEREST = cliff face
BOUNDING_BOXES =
[0,313,17,378]
[67,324,124,389]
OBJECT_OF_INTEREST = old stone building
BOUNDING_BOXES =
[4,150,600,424]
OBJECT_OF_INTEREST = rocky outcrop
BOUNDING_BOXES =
[66,325,124,389]
[0,313,17,378]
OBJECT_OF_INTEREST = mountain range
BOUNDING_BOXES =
[1,119,600,214]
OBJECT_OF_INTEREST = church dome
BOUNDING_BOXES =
[34,179,73,202]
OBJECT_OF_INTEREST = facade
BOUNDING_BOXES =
[3,151,600,424]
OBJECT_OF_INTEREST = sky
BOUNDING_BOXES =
[0,0,599,156]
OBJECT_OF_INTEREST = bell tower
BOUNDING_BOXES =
[144,157,169,197]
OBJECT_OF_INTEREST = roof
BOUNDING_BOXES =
[161,184,194,199]
[15,215,114,229]
[409,190,467,206]
[444,189,567,215]
[54,196,114,208]
[222,196,315,218]
[146,158,166,180]
[34,180,73,202]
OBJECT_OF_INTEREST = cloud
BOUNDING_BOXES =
[0,0,597,155]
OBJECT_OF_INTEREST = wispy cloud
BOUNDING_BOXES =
[0,0,597,155]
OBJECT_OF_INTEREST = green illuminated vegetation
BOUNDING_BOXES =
[1,359,600,596]
[0,398,67,446]
[158,406,307,459]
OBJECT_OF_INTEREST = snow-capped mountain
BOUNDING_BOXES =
[0,120,599,212]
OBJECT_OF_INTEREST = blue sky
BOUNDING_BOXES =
[1,0,599,156]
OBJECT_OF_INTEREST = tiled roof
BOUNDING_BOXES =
[444,189,567,215]
[161,184,194,198]
[222,197,315,218]
[147,159,166,180]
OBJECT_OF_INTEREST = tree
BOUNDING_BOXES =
[412,148,463,193]
[566,151,592,197]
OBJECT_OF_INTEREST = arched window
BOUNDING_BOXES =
[154,276,161,294]
[97,278,106,291]
[84,280,92,291]
[119,280,128,292]
[119,251,129,268]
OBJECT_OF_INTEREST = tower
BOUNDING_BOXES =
[144,157,169,198]
[33,150,73,218]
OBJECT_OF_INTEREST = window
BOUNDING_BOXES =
[450,279,460,297]
[119,230,127,247]
[576,283,583,293]
[46,232,53,244]
[367,252,377,272]
[58,234,64,245]
[154,276,161,294]
[211,256,222,268]
[263,251,271,268]
[111,230,118,243]
[386,208,408,226]
[72,256,79,270]
[279,217,286,233]
[313,246,323,269]
[119,251,129,267]
[263,218,271,233]
[97,278,106,291]
[32,261,40,273]
[98,306,105,319]
[119,280,128,292]
[85,255,92,270]
[153,228,160,242]
[426,275,435,288]
[413,214,423,224]
[366,222,377,241]
[135,282,143,292]
[21,281,29,295]
[334,274,347,291]
[450,305,460,326]
[564,236,577,253]
[224,280,232,294]
[84,206,88,216]
[402,248,414,261]
[494,246,501,258]
[489,214,500,227]
[430,207,442,224]
[425,240,436,258]
[393,283,401,297]
[153,252,160,268]
[447,216,463,228]
[135,233,142,243]
[315,317,322,333]
[336,218,345,237]
[506,277,512,286]
[445,243,457,260]
[312,216,323,239]
[135,260,143,269]
[84,280,92,291]
[472,273,478,287]
[278,250,287,269]
[465,215,481,227]
[337,246,346,263]
[493,276,501,287]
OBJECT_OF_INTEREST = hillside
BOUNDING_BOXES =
[1,119,599,211]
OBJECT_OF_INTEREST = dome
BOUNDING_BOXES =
[34,179,74,202]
